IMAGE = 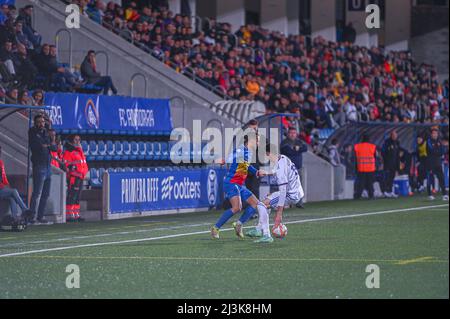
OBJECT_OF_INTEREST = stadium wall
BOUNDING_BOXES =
[302,152,335,203]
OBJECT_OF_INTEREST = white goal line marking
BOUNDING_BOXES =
[0,204,447,258]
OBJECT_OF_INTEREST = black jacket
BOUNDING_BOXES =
[426,138,445,168]
[81,56,101,83]
[28,127,57,167]
[382,138,401,171]
[34,53,58,76]
[280,138,308,169]
[0,47,14,62]
[12,52,38,77]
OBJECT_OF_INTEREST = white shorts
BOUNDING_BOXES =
[265,191,303,209]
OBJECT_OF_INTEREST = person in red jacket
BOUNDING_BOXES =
[63,135,88,222]
[0,145,30,218]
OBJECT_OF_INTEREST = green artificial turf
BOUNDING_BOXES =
[0,196,448,299]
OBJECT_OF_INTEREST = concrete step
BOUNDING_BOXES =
[80,210,102,222]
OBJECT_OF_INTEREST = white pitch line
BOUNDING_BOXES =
[0,204,447,258]
[0,222,213,249]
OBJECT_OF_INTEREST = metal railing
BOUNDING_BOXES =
[129,73,148,97]
[55,28,73,69]
[95,50,110,75]
[191,15,202,33]
[170,96,187,129]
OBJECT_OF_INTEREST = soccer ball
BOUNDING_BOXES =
[272,223,288,238]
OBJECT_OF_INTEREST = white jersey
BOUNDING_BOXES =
[271,155,304,203]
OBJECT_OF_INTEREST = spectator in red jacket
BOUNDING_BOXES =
[0,145,30,218]
[63,135,89,222]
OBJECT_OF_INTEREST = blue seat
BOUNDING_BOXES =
[81,141,89,156]
[130,142,139,161]
[98,168,106,184]
[105,141,115,161]
[89,168,101,187]
[88,141,98,161]
[97,141,107,161]
[122,141,131,161]
[138,142,146,161]
[160,142,169,160]
[114,141,123,161]
[169,141,184,163]
[153,142,162,161]
[145,142,154,161]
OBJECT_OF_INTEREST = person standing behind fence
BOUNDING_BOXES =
[28,114,56,225]
[381,130,400,198]
[281,127,308,208]
[426,129,448,201]
[354,134,376,200]
[63,135,89,222]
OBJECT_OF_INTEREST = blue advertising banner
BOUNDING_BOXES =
[44,93,173,133]
[108,168,227,214]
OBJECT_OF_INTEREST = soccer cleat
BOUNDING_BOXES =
[384,192,392,198]
[254,235,274,244]
[443,195,449,201]
[245,228,263,238]
[232,222,244,239]
[210,226,220,239]
[390,192,399,198]
[428,195,436,201]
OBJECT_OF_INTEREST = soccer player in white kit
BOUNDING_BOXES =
[246,143,305,243]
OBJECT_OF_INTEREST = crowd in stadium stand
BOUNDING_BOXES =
[1,1,449,136]
[62,0,449,132]
[0,3,118,105]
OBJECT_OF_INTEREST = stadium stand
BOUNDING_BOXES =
[59,0,448,133]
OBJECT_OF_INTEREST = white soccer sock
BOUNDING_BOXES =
[257,203,270,236]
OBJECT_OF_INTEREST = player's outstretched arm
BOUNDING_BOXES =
[274,206,284,226]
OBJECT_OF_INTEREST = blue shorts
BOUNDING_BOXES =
[224,182,254,202]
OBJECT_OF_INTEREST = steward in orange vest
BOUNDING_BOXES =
[63,135,88,222]
[354,134,376,199]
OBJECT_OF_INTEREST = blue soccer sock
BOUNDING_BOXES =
[238,206,257,224]
[215,209,234,229]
